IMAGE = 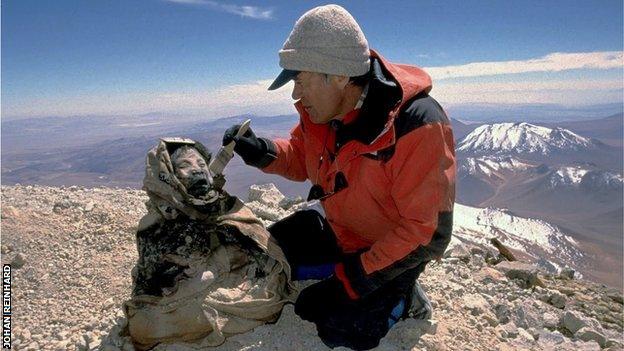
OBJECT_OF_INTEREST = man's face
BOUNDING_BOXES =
[292,72,345,124]
[172,148,211,197]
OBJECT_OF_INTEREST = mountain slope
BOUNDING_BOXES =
[457,122,598,155]
[2,184,622,350]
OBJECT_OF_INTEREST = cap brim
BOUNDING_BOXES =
[268,69,299,90]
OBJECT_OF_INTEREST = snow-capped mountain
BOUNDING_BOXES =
[450,204,585,274]
[580,170,624,192]
[458,156,533,179]
[547,166,589,188]
[457,122,597,155]
[546,166,623,190]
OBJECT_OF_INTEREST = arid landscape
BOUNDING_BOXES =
[3,112,622,288]
[1,183,622,350]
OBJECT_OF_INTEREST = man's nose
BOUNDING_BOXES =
[291,85,302,100]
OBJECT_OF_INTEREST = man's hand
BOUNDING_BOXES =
[222,124,277,168]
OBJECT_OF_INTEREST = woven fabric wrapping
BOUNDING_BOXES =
[123,139,296,350]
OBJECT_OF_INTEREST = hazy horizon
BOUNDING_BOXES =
[2,1,623,120]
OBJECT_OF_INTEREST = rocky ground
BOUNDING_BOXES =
[1,184,623,350]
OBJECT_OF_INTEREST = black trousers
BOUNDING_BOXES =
[268,210,427,350]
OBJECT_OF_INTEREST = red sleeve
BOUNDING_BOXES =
[260,122,309,182]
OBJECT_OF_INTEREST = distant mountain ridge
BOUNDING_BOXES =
[457,122,598,155]
[454,120,622,287]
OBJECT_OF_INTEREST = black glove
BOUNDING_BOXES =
[222,124,277,168]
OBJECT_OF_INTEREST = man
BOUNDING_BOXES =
[222,4,455,350]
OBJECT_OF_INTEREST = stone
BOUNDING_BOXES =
[483,313,499,327]
[494,304,511,324]
[248,183,285,208]
[90,336,102,349]
[84,201,95,212]
[443,244,470,262]
[463,294,489,316]
[575,327,607,347]
[54,339,70,350]
[559,267,575,280]
[382,318,438,346]
[494,261,545,289]
[542,311,560,329]
[607,292,623,305]
[605,338,623,348]
[562,310,586,334]
[102,297,115,310]
[516,327,534,342]
[278,196,304,210]
[11,252,26,269]
[444,257,460,264]
[1,206,19,219]
[76,337,88,351]
[474,266,507,285]
[501,323,519,338]
[510,303,542,330]
[470,254,486,268]
[547,291,567,309]
[526,327,540,340]
[572,340,602,351]
[536,330,566,347]
[245,201,287,222]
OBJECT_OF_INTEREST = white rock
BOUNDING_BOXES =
[542,311,560,329]
[463,294,489,316]
[245,201,288,223]
[501,322,519,338]
[248,183,285,207]
[84,202,95,212]
[516,327,534,342]
[536,330,566,347]
[102,297,115,310]
[76,337,88,351]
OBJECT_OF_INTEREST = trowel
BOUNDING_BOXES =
[208,119,251,177]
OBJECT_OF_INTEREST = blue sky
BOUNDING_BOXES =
[2,0,623,119]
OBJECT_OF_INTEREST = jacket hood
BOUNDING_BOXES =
[142,137,229,221]
[355,49,432,147]
[372,49,432,105]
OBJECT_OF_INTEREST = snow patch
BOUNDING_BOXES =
[460,156,532,177]
[451,204,584,273]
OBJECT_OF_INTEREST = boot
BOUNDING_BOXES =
[405,279,432,320]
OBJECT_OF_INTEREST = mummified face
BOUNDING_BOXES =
[172,147,212,197]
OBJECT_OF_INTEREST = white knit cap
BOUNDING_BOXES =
[268,4,370,90]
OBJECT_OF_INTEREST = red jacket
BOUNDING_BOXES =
[262,50,456,298]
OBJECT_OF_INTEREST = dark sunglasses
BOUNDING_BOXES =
[307,171,349,201]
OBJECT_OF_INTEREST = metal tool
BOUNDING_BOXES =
[208,119,251,176]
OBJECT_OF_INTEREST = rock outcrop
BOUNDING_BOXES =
[1,184,622,350]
